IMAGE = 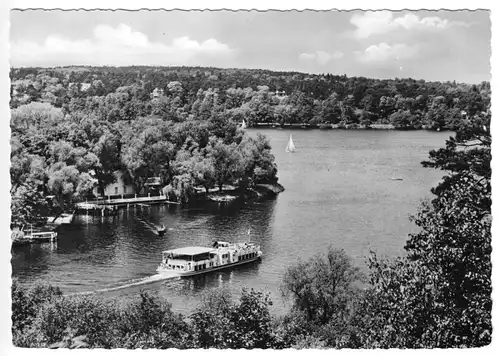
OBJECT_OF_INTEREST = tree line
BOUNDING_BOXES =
[11,66,490,130]
[12,113,491,348]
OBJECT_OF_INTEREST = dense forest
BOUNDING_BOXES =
[10,66,491,348]
[11,66,490,130]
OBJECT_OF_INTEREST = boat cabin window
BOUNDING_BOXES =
[193,252,210,262]
[164,252,211,262]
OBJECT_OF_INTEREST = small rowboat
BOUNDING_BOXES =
[157,224,167,236]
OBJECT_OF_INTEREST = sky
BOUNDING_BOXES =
[9,10,491,83]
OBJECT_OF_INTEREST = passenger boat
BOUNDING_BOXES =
[157,241,262,276]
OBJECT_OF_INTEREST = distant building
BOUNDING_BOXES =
[144,176,162,193]
[68,82,91,92]
[92,170,135,197]
[151,88,164,98]
[275,90,287,97]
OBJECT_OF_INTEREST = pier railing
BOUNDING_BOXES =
[26,231,58,241]
[76,193,178,210]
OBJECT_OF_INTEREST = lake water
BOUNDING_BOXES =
[11,129,450,315]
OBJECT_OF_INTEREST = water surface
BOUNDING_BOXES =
[11,129,450,315]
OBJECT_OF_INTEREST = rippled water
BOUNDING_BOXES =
[11,129,450,315]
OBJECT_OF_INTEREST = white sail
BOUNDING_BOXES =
[241,120,247,129]
[285,134,296,153]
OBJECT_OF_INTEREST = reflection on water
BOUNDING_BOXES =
[11,129,449,315]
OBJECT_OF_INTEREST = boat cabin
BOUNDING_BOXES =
[161,246,217,272]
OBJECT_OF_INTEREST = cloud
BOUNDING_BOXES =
[350,11,469,38]
[356,42,420,62]
[11,24,236,67]
[299,50,344,65]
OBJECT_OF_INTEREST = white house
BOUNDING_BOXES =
[92,170,136,198]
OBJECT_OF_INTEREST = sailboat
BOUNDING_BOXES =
[241,119,247,129]
[285,134,297,153]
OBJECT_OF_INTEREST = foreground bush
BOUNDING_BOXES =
[12,283,276,349]
[12,284,192,349]
[190,287,275,349]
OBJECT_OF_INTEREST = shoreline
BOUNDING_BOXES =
[248,123,448,132]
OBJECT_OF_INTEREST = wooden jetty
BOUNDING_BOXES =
[75,194,180,216]
[46,213,74,225]
[27,231,58,242]
[13,231,58,246]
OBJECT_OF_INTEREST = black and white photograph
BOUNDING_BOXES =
[3,0,495,351]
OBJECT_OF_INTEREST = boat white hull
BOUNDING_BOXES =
[157,253,262,277]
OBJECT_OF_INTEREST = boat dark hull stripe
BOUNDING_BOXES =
[157,255,262,277]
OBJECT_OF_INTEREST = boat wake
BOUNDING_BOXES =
[65,273,181,296]
[135,217,171,235]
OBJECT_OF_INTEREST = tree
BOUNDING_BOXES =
[190,288,275,349]
[389,109,416,129]
[359,254,442,348]
[46,163,95,211]
[239,133,278,185]
[404,114,491,346]
[281,247,363,325]
[11,279,63,339]
[320,93,342,124]
[379,96,396,119]
[190,287,235,348]
[361,114,492,348]
[206,137,243,192]
[339,102,358,126]
[119,117,176,190]
[11,182,49,229]
[118,291,191,349]
[422,112,490,195]
[11,102,64,131]
[172,140,216,194]
[424,104,448,130]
